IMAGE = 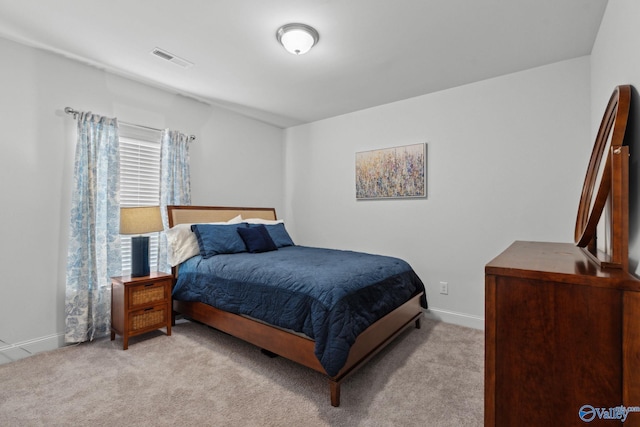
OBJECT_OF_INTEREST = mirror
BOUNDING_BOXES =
[574,85,631,269]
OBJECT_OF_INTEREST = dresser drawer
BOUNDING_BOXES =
[127,281,169,309]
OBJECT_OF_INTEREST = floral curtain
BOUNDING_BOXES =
[157,129,192,272]
[65,112,121,343]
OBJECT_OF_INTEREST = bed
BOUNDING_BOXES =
[167,205,427,406]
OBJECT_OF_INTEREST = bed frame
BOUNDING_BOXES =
[167,205,424,406]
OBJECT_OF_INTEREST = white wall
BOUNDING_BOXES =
[0,37,284,363]
[284,57,591,328]
[591,0,640,276]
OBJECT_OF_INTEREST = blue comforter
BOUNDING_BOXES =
[172,246,427,376]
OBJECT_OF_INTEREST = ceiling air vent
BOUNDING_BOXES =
[151,47,194,69]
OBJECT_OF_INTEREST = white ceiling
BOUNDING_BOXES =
[0,0,608,128]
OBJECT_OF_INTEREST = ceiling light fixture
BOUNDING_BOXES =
[276,23,319,55]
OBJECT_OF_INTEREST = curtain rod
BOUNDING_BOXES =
[64,107,196,142]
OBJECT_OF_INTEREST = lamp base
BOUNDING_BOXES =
[131,236,150,277]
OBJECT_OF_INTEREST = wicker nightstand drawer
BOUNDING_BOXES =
[129,305,168,332]
[110,272,173,350]
[128,282,168,309]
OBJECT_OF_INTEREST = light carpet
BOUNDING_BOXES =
[0,318,483,426]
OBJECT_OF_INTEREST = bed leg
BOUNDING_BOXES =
[171,310,176,327]
[330,380,341,407]
[415,318,421,329]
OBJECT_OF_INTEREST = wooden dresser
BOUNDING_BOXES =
[485,241,640,426]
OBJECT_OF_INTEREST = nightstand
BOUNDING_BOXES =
[110,272,173,350]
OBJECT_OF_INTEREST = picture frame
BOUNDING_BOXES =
[355,143,427,200]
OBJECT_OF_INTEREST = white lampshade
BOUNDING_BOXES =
[276,23,319,55]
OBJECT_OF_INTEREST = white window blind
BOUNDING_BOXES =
[119,125,162,275]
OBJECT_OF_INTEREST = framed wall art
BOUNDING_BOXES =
[355,143,427,200]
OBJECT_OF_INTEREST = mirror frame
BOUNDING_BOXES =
[574,85,631,269]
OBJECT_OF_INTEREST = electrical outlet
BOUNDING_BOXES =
[439,281,448,295]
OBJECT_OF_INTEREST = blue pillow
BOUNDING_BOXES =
[191,224,247,258]
[237,225,278,253]
[253,223,295,248]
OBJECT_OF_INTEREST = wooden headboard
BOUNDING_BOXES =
[167,205,277,227]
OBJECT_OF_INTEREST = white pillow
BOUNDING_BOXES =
[243,217,283,225]
[166,215,242,266]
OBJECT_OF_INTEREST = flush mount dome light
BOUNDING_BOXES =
[276,23,319,55]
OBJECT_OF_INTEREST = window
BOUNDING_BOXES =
[119,124,162,275]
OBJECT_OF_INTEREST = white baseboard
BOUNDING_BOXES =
[424,308,484,330]
[0,333,66,365]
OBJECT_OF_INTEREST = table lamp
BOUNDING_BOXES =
[120,206,164,277]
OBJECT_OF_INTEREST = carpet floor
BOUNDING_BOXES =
[0,318,483,426]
